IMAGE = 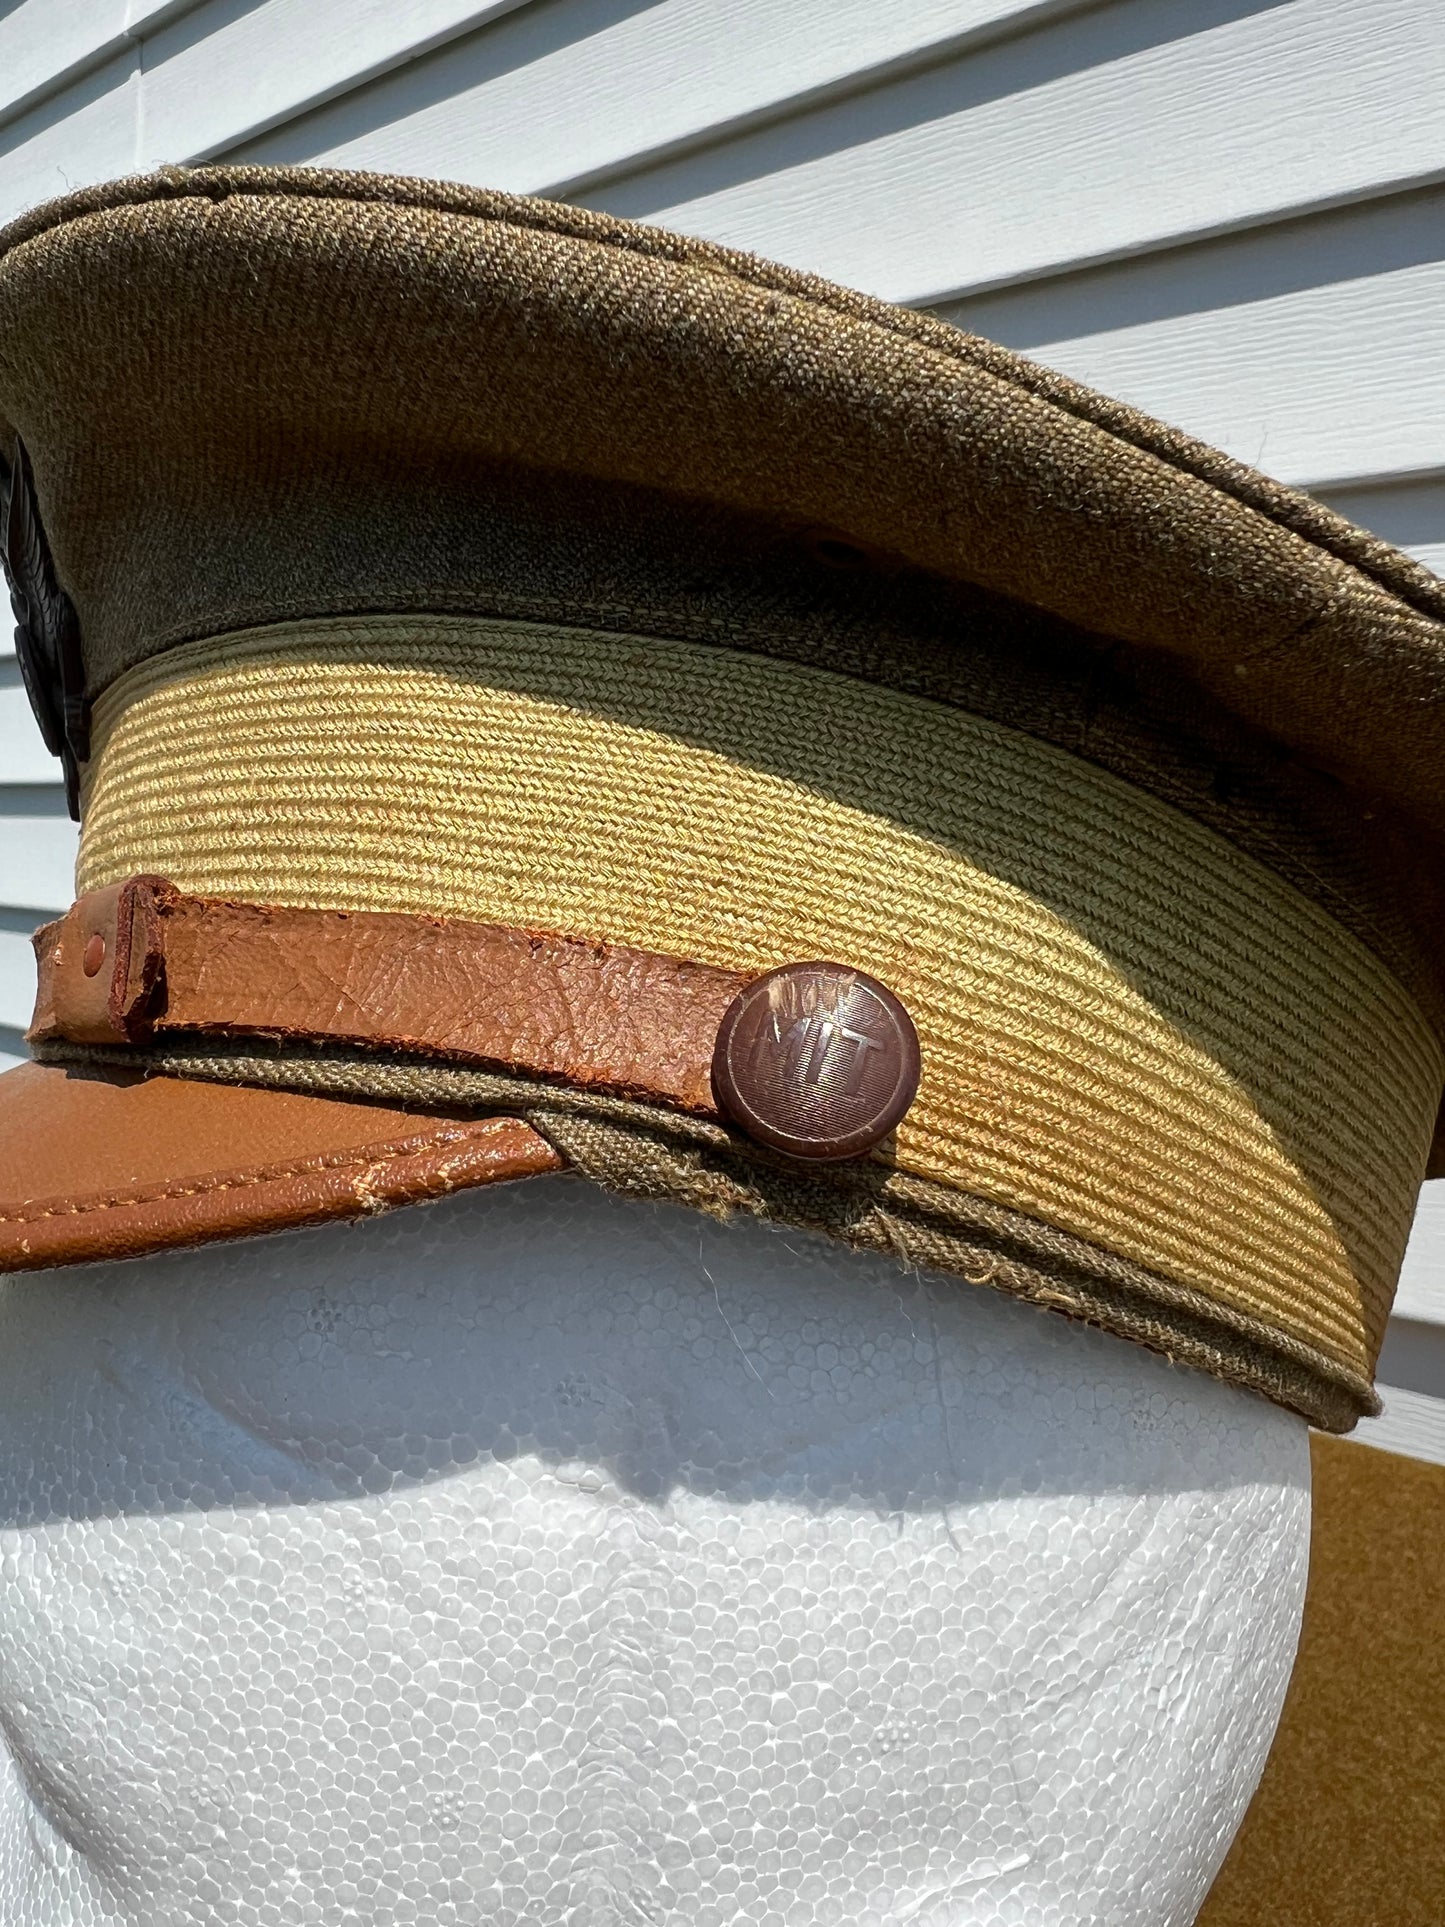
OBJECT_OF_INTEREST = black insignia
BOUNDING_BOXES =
[1,440,88,820]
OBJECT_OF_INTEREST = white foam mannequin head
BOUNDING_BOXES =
[0,1177,1309,1927]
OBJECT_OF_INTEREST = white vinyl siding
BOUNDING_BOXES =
[1,0,1442,1458]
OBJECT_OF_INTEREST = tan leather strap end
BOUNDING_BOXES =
[29,875,173,1046]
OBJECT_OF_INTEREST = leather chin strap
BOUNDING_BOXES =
[31,875,747,1114]
[28,877,919,1162]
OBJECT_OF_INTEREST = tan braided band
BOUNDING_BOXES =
[75,614,1443,1421]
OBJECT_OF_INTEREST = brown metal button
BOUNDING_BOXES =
[712,962,921,1161]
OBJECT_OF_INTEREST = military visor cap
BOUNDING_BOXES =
[2,165,1444,1435]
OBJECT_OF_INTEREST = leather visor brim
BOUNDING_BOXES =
[0,1059,562,1274]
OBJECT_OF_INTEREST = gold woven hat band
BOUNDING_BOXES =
[75,614,1442,1422]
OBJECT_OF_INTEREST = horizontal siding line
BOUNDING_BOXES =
[1395,1189,1445,1326]
[0,905,48,936]
[0,929,34,1032]
[141,0,541,168]
[0,48,140,232]
[566,0,1445,309]
[222,0,1108,198]
[0,920,33,1078]
[932,180,1445,349]
[0,818,79,916]
[1321,468,1445,501]
[928,181,1445,502]
[0,0,202,140]
[0,18,131,139]
[902,167,1445,310]
[941,258,1445,491]
[0,789,70,821]
[0,0,510,143]
[126,1,215,36]
[1375,1317,1445,1400]
[536,0,1109,204]
[1352,1382,1445,1467]
[215,0,1445,320]
[0,4,536,223]
[1292,461,1445,498]
[0,688,63,786]
[600,151,1445,320]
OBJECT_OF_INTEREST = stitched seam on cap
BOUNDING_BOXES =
[1231,570,1355,668]
[0,1116,535,1225]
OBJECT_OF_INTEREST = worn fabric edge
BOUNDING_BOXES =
[31,1037,1376,1434]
